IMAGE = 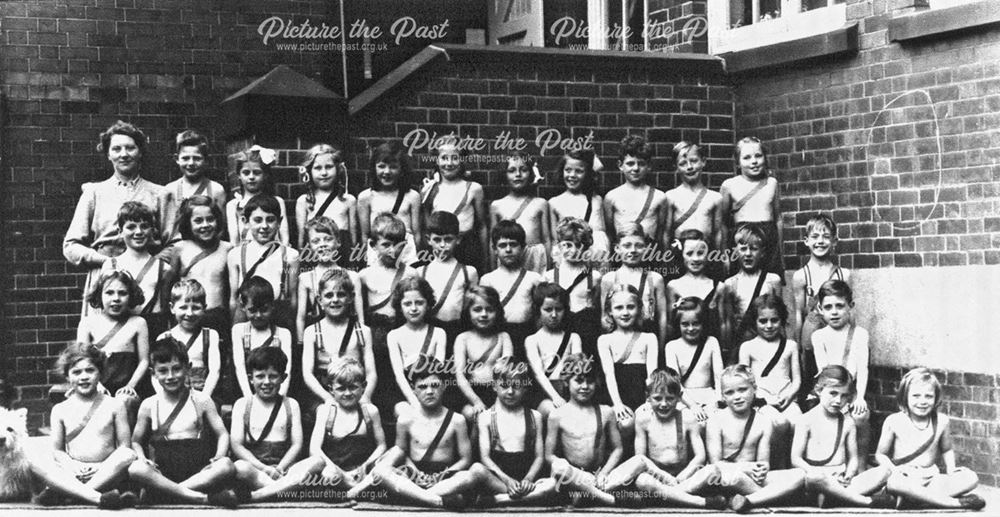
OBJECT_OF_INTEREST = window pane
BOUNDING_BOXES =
[730,0,783,27]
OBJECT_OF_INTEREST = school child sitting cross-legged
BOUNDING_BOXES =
[371,358,488,509]
[791,365,894,509]
[231,347,307,503]
[474,359,557,506]
[128,338,238,507]
[684,365,805,513]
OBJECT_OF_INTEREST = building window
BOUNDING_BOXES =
[708,0,847,54]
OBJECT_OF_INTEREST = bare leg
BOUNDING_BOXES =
[889,468,980,508]
[808,469,877,507]
[550,458,615,506]
[537,400,555,420]
[179,457,235,492]
[249,456,327,502]
[636,472,720,507]
[492,477,558,506]
[604,455,655,490]
[370,463,451,507]
[127,460,210,504]
[683,464,722,494]
[745,469,805,506]
[26,452,103,505]
[85,446,136,491]
[427,463,487,496]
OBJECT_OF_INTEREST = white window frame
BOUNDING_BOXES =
[707,0,847,54]
[929,0,979,8]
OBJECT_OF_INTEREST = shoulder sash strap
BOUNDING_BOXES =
[391,188,407,214]
[637,270,649,301]
[311,193,338,222]
[805,414,844,467]
[338,319,357,357]
[151,389,191,441]
[180,244,218,278]
[680,338,708,384]
[489,407,500,451]
[418,409,454,464]
[183,330,200,353]
[804,264,815,298]
[453,182,472,215]
[673,188,708,229]
[761,336,787,377]
[500,270,527,307]
[509,198,531,222]
[369,267,405,312]
[140,258,164,315]
[133,255,158,285]
[325,404,338,436]
[592,404,604,467]
[615,332,642,364]
[564,267,594,295]
[892,413,939,466]
[427,263,463,315]
[241,242,280,283]
[202,329,210,369]
[723,409,756,462]
[314,322,325,354]
[841,325,856,365]
[731,179,767,213]
[471,334,500,366]
[246,395,285,446]
[738,271,769,335]
[419,326,435,356]
[260,326,277,349]
[421,181,440,211]
[674,410,686,459]
[704,280,719,306]
[583,196,593,224]
[524,407,536,453]
[64,393,105,443]
[94,320,127,348]
[633,186,655,224]
[547,331,573,374]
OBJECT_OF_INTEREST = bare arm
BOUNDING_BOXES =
[229,399,264,467]
[278,400,304,472]
[357,191,372,247]
[361,327,377,401]
[602,194,616,246]
[654,276,669,346]
[679,414,707,481]
[448,417,472,472]
[599,406,623,478]
[453,334,484,409]
[202,395,231,459]
[874,415,896,468]
[295,196,308,250]
[127,319,150,391]
[131,401,152,461]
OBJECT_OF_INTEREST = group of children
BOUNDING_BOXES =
[38,131,984,510]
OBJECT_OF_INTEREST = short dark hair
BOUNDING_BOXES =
[238,277,275,310]
[619,134,652,161]
[57,342,106,379]
[391,276,436,323]
[175,129,209,156]
[531,282,568,316]
[491,220,526,247]
[426,211,459,236]
[370,141,412,192]
[87,270,144,310]
[407,356,450,385]
[246,346,288,375]
[117,201,158,230]
[150,337,189,366]
[816,279,853,305]
[242,194,281,219]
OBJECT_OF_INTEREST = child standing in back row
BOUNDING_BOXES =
[490,151,550,273]
[604,135,668,250]
[295,144,358,267]
[226,146,289,246]
[422,143,488,272]
[420,211,479,353]
[548,149,610,267]
[721,137,784,280]
[358,142,422,267]
[162,130,227,245]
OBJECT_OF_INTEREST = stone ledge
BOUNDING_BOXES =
[720,23,859,74]
[889,1,1000,42]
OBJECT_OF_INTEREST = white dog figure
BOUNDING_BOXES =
[0,407,33,501]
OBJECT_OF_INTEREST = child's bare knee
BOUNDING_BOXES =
[635,472,656,491]
[127,459,153,479]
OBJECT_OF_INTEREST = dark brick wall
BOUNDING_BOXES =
[0,0,333,429]
[732,0,1000,271]
[343,48,733,204]
[648,0,708,54]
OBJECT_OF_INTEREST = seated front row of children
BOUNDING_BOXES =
[28,341,986,511]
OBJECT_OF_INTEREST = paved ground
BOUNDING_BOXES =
[2,484,997,517]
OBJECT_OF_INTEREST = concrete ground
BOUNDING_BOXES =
[2,484,997,516]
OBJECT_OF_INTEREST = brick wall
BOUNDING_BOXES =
[733,0,1000,270]
[343,47,732,204]
[648,0,709,54]
[731,0,1000,486]
[0,1,333,429]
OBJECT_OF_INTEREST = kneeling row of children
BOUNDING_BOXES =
[39,338,984,511]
